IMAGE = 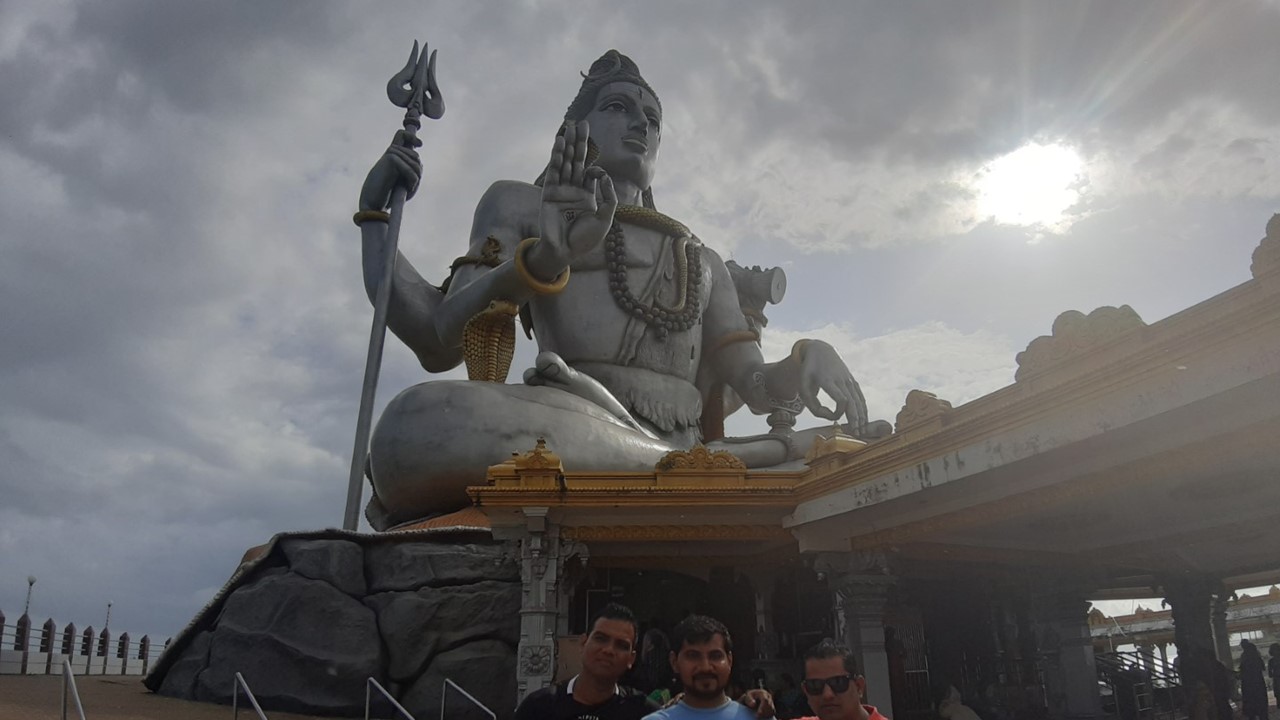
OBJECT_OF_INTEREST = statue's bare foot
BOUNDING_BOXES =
[523,351,656,438]
[523,350,623,412]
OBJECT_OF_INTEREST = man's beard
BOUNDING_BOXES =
[684,672,725,701]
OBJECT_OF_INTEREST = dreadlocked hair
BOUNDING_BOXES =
[564,49,662,122]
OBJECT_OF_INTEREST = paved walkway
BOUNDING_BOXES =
[0,675,353,719]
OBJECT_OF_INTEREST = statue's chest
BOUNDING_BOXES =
[538,220,709,374]
[571,224,666,271]
[574,225,709,317]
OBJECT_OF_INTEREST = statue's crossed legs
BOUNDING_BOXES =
[365,352,806,529]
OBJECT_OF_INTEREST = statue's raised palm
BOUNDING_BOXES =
[528,121,618,278]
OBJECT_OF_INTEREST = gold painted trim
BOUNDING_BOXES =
[589,544,802,569]
[562,524,791,542]
[656,445,746,471]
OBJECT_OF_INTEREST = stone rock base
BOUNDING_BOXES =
[145,531,518,719]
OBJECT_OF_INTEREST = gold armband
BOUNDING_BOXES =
[352,209,391,226]
[514,237,570,295]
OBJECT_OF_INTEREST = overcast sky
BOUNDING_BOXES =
[2,1,1278,638]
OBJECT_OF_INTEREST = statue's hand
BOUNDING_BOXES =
[359,130,423,212]
[527,120,617,279]
[795,340,869,430]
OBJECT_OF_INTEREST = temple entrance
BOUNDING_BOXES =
[568,567,713,638]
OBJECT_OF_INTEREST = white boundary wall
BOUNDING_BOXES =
[0,612,169,677]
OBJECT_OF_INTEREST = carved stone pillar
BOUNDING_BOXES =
[1210,592,1232,668]
[832,574,895,708]
[813,551,895,707]
[1163,575,1219,720]
[1163,576,1216,661]
[737,565,780,661]
[514,507,588,700]
[1042,596,1103,720]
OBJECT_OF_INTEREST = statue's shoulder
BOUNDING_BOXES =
[477,180,539,209]
[696,242,730,272]
[473,179,539,229]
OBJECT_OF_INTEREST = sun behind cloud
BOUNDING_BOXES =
[976,142,1087,232]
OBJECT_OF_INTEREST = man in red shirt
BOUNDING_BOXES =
[798,640,891,720]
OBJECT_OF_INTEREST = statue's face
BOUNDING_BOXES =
[583,81,661,191]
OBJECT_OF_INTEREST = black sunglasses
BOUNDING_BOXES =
[803,675,853,695]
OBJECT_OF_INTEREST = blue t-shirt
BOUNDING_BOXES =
[644,699,761,720]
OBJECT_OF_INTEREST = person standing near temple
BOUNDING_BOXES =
[637,628,675,706]
[643,615,768,720]
[796,639,891,720]
[1240,640,1269,720]
[1268,644,1280,710]
[515,604,658,720]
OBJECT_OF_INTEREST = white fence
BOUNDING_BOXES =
[0,610,170,677]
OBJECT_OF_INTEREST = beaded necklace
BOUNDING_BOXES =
[605,206,704,339]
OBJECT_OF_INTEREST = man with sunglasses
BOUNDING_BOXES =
[798,640,890,720]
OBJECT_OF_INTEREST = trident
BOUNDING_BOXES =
[343,41,444,531]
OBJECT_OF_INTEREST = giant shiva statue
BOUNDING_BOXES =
[356,50,875,529]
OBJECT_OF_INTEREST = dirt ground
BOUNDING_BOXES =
[0,675,359,719]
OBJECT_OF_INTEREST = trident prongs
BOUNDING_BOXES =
[344,39,445,531]
[386,40,444,127]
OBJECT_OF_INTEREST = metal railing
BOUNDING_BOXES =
[441,678,495,720]
[1099,649,1180,688]
[61,658,87,720]
[366,677,416,720]
[232,672,269,719]
[1096,652,1182,720]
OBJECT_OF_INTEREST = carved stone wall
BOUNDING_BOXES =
[1251,213,1280,279]
[895,390,953,432]
[1015,305,1147,381]
[146,534,520,719]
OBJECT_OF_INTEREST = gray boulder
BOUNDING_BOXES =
[194,572,383,714]
[400,639,517,720]
[281,538,366,596]
[156,630,211,698]
[366,579,521,681]
[147,534,520,719]
[365,541,519,592]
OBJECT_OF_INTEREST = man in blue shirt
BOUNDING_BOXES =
[644,615,769,720]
